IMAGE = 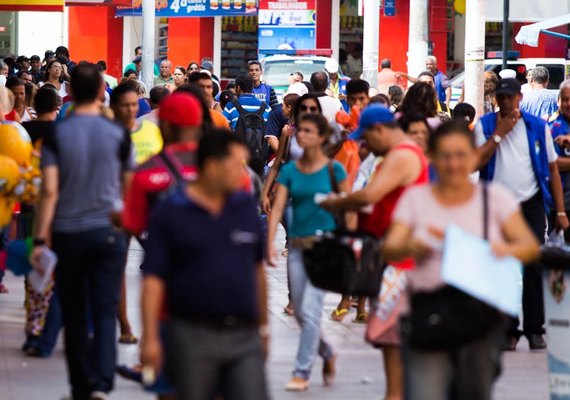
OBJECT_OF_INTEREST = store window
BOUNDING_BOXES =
[221,16,258,79]
[0,13,16,58]
[339,0,363,79]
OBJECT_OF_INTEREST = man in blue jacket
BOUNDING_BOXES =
[248,60,278,109]
[475,78,569,351]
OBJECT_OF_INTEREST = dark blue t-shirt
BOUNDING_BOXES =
[142,188,263,322]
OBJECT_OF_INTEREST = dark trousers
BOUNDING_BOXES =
[36,289,62,356]
[165,318,268,400]
[53,227,128,400]
[508,192,545,337]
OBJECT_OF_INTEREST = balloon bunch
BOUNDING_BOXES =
[0,123,41,226]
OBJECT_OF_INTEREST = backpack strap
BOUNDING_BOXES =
[255,102,267,117]
[232,100,248,116]
[157,151,185,184]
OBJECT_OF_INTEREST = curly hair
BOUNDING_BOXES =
[400,82,438,118]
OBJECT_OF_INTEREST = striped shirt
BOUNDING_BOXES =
[223,94,271,130]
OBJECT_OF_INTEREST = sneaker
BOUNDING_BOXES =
[90,392,109,400]
[528,334,547,350]
[285,377,309,391]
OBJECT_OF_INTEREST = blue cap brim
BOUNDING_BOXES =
[349,127,364,140]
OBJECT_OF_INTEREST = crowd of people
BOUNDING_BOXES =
[0,43,567,400]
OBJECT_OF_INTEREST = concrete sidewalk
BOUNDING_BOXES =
[0,235,549,399]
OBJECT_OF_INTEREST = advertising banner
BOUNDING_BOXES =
[116,0,258,17]
[0,0,64,12]
[67,0,133,5]
[258,0,316,57]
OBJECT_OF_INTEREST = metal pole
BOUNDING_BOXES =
[361,0,380,87]
[407,0,429,79]
[502,0,509,70]
[464,0,485,117]
[142,0,155,94]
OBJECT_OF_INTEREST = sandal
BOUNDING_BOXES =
[330,308,349,322]
[118,333,139,344]
[353,312,369,324]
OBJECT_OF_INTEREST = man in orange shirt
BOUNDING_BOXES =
[187,71,229,129]
[377,59,406,95]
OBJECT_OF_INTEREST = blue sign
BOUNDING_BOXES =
[116,0,258,17]
[384,0,395,16]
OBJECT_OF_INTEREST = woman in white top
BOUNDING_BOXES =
[39,60,68,99]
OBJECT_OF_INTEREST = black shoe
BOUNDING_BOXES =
[503,335,519,351]
[528,334,547,350]
[116,365,143,383]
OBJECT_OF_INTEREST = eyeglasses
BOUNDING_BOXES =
[248,60,261,67]
[300,105,319,112]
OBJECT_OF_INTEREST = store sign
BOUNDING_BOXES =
[258,0,316,56]
[67,0,133,5]
[0,0,64,12]
[116,0,258,17]
[383,0,395,16]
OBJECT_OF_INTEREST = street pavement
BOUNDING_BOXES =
[0,230,550,399]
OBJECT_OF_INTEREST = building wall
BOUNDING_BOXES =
[17,11,64,58]
[167,18,214,68]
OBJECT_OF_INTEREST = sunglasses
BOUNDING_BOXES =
[300,105,319,112]
[248,60,261,67]
[189,66,199,71]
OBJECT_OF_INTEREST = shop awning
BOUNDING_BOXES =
[515,14,570,47]
[0,0,64,12]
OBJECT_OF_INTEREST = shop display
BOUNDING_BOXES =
[221,16,259,79]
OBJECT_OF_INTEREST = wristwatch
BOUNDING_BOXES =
[492,134,502,144]
[33,238,46,247]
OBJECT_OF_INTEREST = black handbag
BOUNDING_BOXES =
[303,162,385,297]
[400,183,504,350]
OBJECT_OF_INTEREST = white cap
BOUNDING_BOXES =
[285,82,308,97]
[325,59,339,74]
[499,69,516,79]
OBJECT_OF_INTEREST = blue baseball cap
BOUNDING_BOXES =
[349,105,396,140]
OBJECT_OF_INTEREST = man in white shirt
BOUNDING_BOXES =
[310,71,343,124]
[474,78,569,352]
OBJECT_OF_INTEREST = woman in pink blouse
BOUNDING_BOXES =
[383,121,540,400]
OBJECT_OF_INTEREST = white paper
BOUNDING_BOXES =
[27,247,58,293]
[441,225,522,316]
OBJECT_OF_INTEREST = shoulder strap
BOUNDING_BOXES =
[483,182,489,241]
[328,160,339,194]
[256,102,267,117]
[233,100,248,116]
[157,151,185,184]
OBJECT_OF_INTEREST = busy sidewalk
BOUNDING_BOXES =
[0,232,551,400]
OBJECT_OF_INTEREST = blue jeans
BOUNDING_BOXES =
[288,246,333,379]
[53,227,128,400]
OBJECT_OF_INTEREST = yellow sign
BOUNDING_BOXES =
[0,0,65,11]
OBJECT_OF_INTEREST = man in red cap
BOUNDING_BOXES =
[122,92,204,237]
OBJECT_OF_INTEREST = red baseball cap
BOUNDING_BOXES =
[159,93,203,127]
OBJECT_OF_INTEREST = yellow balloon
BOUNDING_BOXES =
[0,124,32,167]
[0,154,21,192]
[454,0,466,14]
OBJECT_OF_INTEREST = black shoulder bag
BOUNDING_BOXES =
[400,183,504,350]
[302,161,385,297]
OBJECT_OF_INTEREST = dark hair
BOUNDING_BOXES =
[346,79,370,97]
[418,70,435,82]
[24,83,36,106]
[399,113,430,134]
[34,86,60,114]
[124,69,137,78]
[149,86,170,107]
[388,85,404,106]
[17,70,32,80]
[235,74,254,93]
[427,121,475,154]
[297,113,331,139]
[310,71,329,92]
[247,60,262,69]
[30,55,40,62]
[197,129,246,170]
[134,46,142,55]
[70,63,103,105]
[226,83,236,90]
[283,93,300,108]
[97,60,107,71]
[174,66,187,76]
[293,92,323,124]
[369,94,390,106]
[5,76,24,91]
[400,82,438,118]
[452,103,476,125]
[175,83,214,131]
[381,58,392,69]
[55,46,70,58]
[302,81,314,93]
[219,90,235,110]
[187,71,212,84]
[43,60,63,82]
[110,82,138,106]
[187,61,200,71]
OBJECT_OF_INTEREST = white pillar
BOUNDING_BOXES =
[213,16,222,79]
[142,0,156,93]
[407,0,429,78]
[361,0,380,87]
[331,0,340,59]
[464,0,486,117]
